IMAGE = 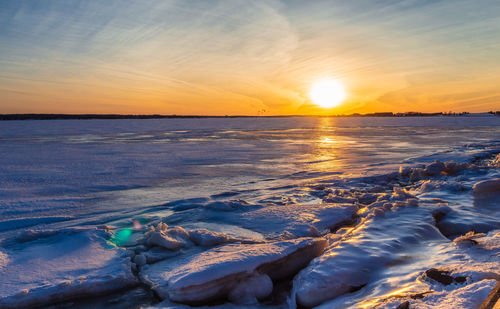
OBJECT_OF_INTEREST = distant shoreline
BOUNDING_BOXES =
[0,112,498,120]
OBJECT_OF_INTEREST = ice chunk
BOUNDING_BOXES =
[473,178,500,195]
[146,223,236,249]
[227,273,273,304]
[0,229,137,308]
[416,180,468,193]
[165,226,191,239]
[133,254,147,266]
[432,206,500,237]
[140,237,327,305]
[424,161,446,176]
[148,231,186,250]
[391,187,416,200]
[188,229,231,247]
[146,225,192,250]
[409,167,426,182]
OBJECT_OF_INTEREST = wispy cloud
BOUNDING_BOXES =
[0,0,499,114]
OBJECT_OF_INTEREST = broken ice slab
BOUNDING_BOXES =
[140,237,327,305]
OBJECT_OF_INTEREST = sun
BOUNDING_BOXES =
[309,78,346,108]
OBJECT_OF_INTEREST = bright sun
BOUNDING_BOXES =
[309,78,346,108]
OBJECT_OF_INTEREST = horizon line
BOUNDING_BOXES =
[1,111,499,120]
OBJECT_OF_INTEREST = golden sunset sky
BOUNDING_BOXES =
[1,1,500,115]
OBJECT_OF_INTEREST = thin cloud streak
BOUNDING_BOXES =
[0,0,499,114]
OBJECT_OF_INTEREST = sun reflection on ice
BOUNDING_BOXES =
[305,118,346,172]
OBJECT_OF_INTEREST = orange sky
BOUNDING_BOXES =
[1,1,500,115]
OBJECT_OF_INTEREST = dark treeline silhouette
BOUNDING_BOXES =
[0,112,496,120]
[0,114,233,120]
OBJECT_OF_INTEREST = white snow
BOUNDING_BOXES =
[0,117,498,308]
[0,229,137,308]
[144,223,238,251]
[409,279,497,309]
[235,203,358,238]
[293,208,447,307]
[371,279,497,309]
[140,237,327,304]
[147,231,187,250]
[188,229,232,247]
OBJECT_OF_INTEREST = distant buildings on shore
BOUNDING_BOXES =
[344,111,500,117]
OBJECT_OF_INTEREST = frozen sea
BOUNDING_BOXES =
[0,116,499,308]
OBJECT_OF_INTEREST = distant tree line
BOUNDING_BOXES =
[0,114,236,120]
[0,112,497,120]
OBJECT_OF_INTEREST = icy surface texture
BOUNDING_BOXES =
[0,229,137,308]
[0,117,498,308]
[141,237,327,304]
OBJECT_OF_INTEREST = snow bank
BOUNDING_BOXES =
[0,229,137,308]
[140,237,327,305]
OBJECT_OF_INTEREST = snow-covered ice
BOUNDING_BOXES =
[293,208,447,307]
[141,238,326,304]
[0,229,137,308]
[0,116,498,308]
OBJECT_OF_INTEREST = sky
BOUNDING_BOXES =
[1,0,500,115]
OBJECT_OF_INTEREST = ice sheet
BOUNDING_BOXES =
[0,229,137,308]
[0,117,498,308]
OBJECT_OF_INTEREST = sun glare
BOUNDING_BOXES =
[309,78,346,108]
